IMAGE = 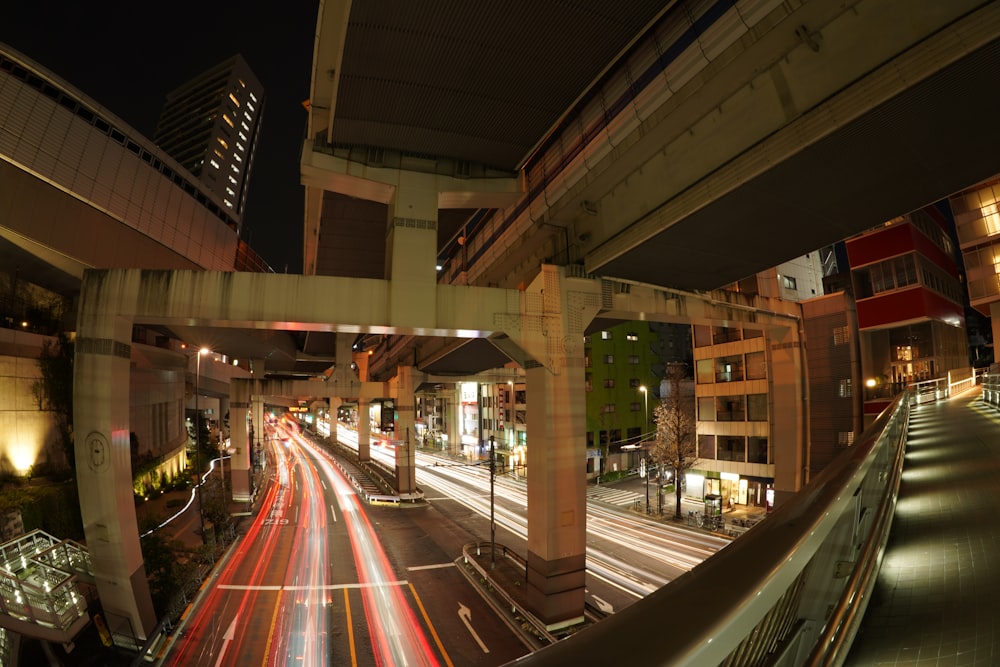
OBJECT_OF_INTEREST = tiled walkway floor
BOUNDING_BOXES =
[846,389,1000,666]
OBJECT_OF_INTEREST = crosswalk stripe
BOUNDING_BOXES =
[586,486,643,507]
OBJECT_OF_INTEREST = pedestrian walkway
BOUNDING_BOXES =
[846,388,1000,666]
[586,483,644,508]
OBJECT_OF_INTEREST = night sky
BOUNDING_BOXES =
[1,1,320,273]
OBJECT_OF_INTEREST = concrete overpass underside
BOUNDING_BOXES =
[592,19,1000,290]
[73,266,813,638]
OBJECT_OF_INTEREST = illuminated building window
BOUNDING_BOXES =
[984,202,1000,235]
[896,346,913,361]
[782,275,797,290]
[229,92,240,107]
[626,332,638,341]
[247,101,255,112]
[222,114,234,128]
[231,164,240,174]
[236,142,245,152]
[838,379,853,398]
[213,149,224,159]
[239,131,248,142]
[833,326,849,345]
[242,122,250,132]
[209,159,220,169]
[250,92,258,103]
[838,431,855,446]
[234,153,242,163]
[244,111,252,122]
[217,137,229,150]
[869,255,917,294]
[226,187,236,196]
[229,175,238,185]
[601,330,612,340]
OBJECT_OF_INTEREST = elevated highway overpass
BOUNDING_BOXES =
[14,0,996,657]
[304,0,1000,297]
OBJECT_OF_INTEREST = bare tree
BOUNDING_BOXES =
[649,364,697,519]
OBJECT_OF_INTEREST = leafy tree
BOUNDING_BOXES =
[200,476,234,547]
[32,333,74,471]
[139,514,202,619]
[650,364,698,519]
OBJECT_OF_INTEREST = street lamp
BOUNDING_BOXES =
[218,430,226,501]
[195,347,210,543]
[639,385,649,513]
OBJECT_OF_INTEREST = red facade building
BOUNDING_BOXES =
[846,208,969,416]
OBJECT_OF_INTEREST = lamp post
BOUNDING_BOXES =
[639,385,649,513]
[219,430,226,501]
[195,347,210,543]
[489,433,496,570]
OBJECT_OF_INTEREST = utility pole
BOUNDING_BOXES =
[643,458,649,513]
[195,347,210,543]
[489,434,496,570]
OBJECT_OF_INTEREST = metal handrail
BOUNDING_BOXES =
[508,392,910,666]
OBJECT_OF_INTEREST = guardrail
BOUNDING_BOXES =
[977,371,1000,408]
[0,530,91,644]
[907,367,980,405]
[508,391,912,666]
[462,542,556,646]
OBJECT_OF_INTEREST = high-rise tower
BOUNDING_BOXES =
[153,54,263,223]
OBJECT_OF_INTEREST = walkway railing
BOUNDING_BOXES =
[0,530,91,645]
[509,391,912,666]
[977,371,1000,407]
[908,367,980,405]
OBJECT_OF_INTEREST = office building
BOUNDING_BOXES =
[153,54,264,221]
[951,175,1000,348]
[846,208,970,418]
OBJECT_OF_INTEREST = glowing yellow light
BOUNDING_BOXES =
[865,378,877,388]
[982,201,1000,236]
[10,444,37,474]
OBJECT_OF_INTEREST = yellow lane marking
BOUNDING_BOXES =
[408,582,454,667]
[261,590,282,667]
[344,587,358,667]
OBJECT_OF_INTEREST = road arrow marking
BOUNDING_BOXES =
[592,595,614,614]
[458,603,489,653]
[214,615,238,667]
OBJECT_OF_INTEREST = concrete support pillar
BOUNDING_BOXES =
[358,399,371,461]
[517,266,592,630]
[770,321,807,508]
[251,394,265,464]
[524,360,587,630]
[218,395,230,438]
[229,379,252,502]
[329,397,342,442]
[75,312,156,641]
[447,389,462,456]
[386,174,437,329]
[394,365,422,496]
